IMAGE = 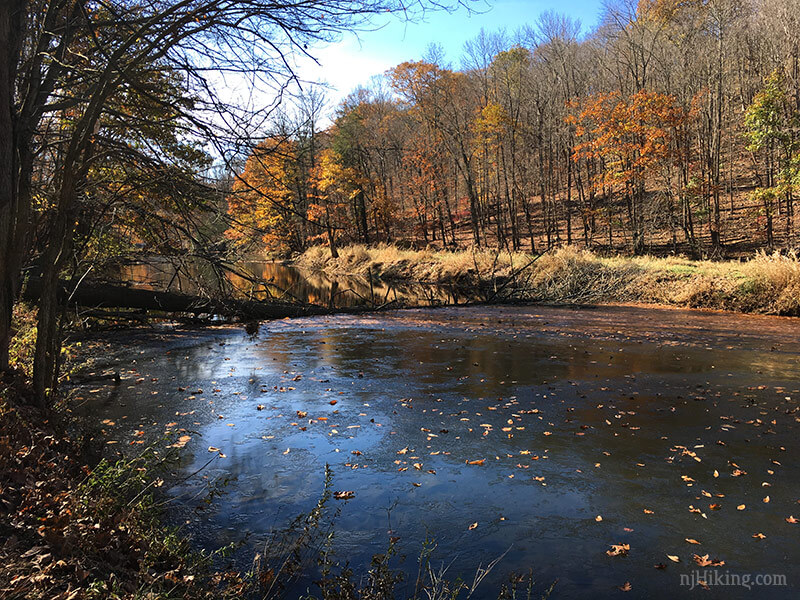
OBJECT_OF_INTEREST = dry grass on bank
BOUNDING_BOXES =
[297,243,529,284]
[296,244,800,316]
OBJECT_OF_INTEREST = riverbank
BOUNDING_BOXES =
[296,244,800,316]
[0,379,252,599]
[1,306,247,599]
[0,378,533,600]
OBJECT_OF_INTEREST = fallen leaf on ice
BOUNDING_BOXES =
[606,544,630,557]
[693,554,724,567]
[169,435,191,448]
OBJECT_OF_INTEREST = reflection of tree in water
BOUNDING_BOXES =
[116,260,473,307]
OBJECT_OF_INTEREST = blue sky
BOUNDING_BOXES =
[293,0,603,109]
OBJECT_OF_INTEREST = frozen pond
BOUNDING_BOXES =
[73,304,800,598]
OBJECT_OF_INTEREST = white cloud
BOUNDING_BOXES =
[292,37,398,107]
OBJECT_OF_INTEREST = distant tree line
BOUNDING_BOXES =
[227,0,800,259]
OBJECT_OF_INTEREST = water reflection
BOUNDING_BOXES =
[73,305,800,599]
[115,260,473,308]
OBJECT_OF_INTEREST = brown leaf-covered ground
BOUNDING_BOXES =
[0,375,245,600]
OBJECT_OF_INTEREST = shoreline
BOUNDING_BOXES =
[5,292,799,597]
[293,243,800,318]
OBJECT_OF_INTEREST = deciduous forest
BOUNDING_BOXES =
[3,1,800,598]
[227,0,800,259]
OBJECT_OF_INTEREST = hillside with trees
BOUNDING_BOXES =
[227,0,800,259]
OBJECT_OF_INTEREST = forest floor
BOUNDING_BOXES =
[296,244,800,316]
[0,377,251,600]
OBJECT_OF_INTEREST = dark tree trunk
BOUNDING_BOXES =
[22,277,338,320]
[0,0,26,372]
[357,188,369,244]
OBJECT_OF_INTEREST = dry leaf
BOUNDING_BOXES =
[693,554,724,567]
[170,435,191,448]
[606,543,630,557]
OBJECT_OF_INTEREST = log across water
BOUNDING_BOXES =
[22,277,342,320]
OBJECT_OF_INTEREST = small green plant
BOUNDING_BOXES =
[8,302,37,377]
[75,437,245,598]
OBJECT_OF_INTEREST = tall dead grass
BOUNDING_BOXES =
[297,243,529,284]
[295,245,800,316]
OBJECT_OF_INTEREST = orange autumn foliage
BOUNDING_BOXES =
[567,89,693,192]
[226,137,303,255]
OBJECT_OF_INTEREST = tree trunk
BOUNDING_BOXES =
[0,0,25,372]
[22,277,337,320]
[357,188,369,244]
[32,172,78,405]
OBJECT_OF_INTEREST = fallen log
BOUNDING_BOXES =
[22,277,337,320]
